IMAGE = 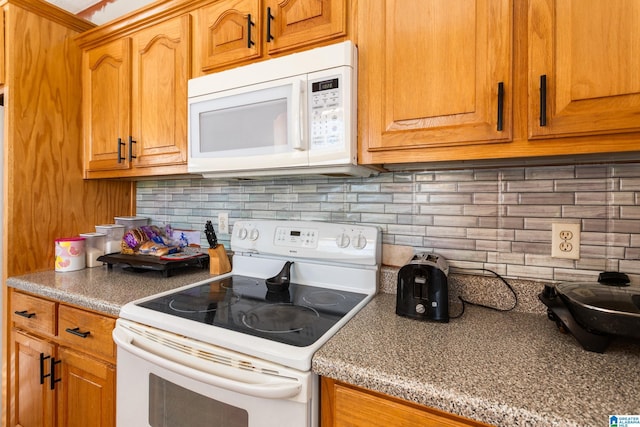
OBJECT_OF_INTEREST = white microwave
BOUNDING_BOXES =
[188,41,377,178]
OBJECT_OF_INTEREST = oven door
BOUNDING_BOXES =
[113,320,317,427]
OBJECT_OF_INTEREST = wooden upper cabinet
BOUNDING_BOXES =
[83,38,132,173]
[196,0,346,74]
[528,0,640,139]
[198,0,262,72]
[131,15,190,169]
[81,14,190,178]
[265,0,346,55]
[358,0,513,164]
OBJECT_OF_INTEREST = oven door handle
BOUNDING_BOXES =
[113,326,303,399]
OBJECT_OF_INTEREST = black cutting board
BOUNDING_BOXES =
[97,253,209,277]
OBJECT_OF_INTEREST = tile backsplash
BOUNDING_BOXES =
[137,162,640,285]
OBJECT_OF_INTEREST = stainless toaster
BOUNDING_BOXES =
[395,252,449,322]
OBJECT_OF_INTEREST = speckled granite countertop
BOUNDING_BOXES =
[312,293,640,427]
[9,264,640,426]
[7,265,213,316]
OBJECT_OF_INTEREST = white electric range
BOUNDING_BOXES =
[114,219,381,427]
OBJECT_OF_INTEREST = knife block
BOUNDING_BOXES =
[208,244,231,275]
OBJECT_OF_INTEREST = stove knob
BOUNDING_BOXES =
[336,233,350,248]
[236,227,248,240]
[415,304,426,314]
[352,233,367,250]
[249,228,259,241]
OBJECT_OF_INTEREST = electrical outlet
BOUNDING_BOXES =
[551,223,581,259]
[218,212,229,235]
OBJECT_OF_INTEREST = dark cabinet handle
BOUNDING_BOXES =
[15,310,36,318]
[247,14,255,48]
[266,7,274,42]
[128,136,137,161]
[50,358,61,390]
[539,74,547,127]
[117,137,126,163]
[497,82,504,131]
[39,353,51,385]
[65,327,91,338]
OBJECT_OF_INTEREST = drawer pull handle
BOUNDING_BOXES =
[539,74,547,127]
[266,7,274,42]
[247,14,255,48]
[497,81,504,131]
[117,137,126,163]
[15,310,36,318]
[65,327,91,338]
[128,136,137,161]
[39,353,51,385]
[50,358,62,390]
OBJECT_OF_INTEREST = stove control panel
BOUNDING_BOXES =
[231,220,381,265]
[275,226,318,248]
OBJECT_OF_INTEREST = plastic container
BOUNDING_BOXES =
[95,224,125,254]
[114,216,150,230]
[79,232,106,267]
[55,237,86,272]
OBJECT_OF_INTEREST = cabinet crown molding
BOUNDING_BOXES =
[75,0,215,47]
[1,0,95,32]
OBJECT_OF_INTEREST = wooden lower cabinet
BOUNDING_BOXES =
[9,290,116,427]
[11,331,56,427]
[321,377,492,427]
[57,348,115,427]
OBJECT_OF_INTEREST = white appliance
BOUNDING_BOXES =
[187,41,377,178]
[114,220,381,427]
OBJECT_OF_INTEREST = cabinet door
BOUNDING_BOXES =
[131,15,189,169]
[83,38,132,172]
[265,0,346,55]
[57,347,116,427]
[11,330,55,427]
[528,0,640,138]
[198,0,262,72]
[358,0,512,164]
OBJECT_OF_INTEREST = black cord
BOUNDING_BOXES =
[449,267,518,319]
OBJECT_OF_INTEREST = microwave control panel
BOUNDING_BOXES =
[309,75,344,149]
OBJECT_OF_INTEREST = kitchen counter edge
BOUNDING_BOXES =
[6,266,214,316]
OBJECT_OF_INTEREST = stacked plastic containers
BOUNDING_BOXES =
[79,232,106,267]
[95,224,125,254]
[114,216,150,230]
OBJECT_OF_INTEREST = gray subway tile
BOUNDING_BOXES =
[136,163,640,285]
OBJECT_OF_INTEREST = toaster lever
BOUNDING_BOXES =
[414,275,427,298]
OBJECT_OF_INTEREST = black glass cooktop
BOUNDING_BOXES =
[137,275,367,347]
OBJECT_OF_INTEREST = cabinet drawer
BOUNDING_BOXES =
[11,292,56,336]
[58,305,116,361]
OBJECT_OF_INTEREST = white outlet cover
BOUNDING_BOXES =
[551,222,581,259]
[218,212,229,235]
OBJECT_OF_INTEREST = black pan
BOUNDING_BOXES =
[554,281,640,338]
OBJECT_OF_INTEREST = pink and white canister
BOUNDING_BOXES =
[55,237,86,272]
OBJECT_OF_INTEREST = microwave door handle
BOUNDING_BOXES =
[113,326,302,399]
[291,78,306,151]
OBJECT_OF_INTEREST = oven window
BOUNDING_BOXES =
[148,374,248,427]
